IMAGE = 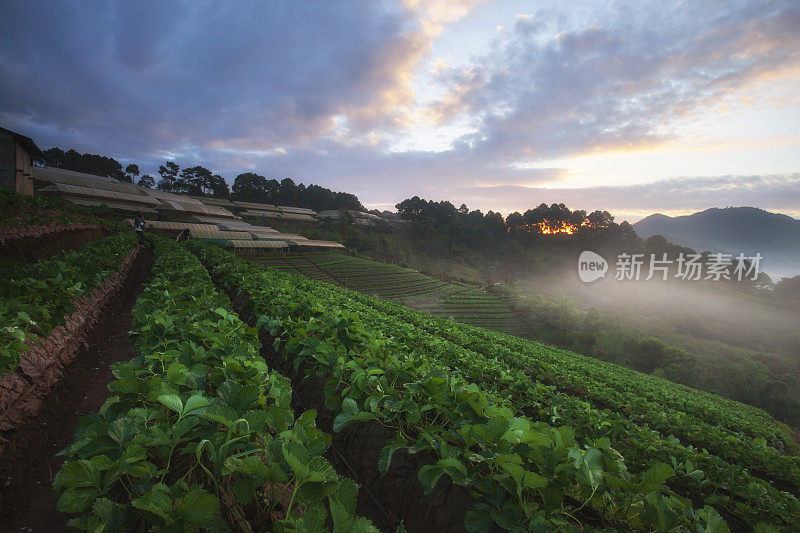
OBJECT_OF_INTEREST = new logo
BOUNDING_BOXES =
[578,251,608,282]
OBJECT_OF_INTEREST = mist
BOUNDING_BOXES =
[510,265,800,421]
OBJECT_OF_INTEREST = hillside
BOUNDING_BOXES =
[634,207,800,278]
[1,188,798,530]
[195,241,800,530]
[253,251,530,336]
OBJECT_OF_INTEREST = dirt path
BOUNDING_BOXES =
[0,246,153,532]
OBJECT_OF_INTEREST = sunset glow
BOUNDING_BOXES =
[1,0,798,221]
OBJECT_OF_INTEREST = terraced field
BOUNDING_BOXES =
[253,251,529,336]
[5,227,798,530]
[195,242,800,531]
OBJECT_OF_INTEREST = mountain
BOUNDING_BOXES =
[633,207,800,279]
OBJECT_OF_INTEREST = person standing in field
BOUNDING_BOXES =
[134,213,146,243]
[176,228,190,242]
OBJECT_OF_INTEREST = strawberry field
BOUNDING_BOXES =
[2,233,798,531]
[189,242,800,531]
[254,252,529,336]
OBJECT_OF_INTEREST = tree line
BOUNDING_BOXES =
[41,147,363,211]
[394,196,639,252]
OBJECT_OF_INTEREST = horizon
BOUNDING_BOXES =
[2,1,799,221]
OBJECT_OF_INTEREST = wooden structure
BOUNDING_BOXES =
[0,126,43,195]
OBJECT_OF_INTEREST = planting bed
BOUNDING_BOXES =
[253,252,531,338]
[0,234,140,442]
[207,266,476,532]
[0,225,109,266]
[52,239,378,531]
[0,244,153,530]
[198,242,800,531]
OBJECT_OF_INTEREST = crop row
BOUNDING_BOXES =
[261,252,783,459]
[353,290,798,481]
[403,302,781,443]
[337,287,800,525]
[0,232,137,376]
[54,239,377,531]
[266,253,785,443]
[229,248,800,529]
[193,242,742,531]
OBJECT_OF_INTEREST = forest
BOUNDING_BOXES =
[41,147,363,212]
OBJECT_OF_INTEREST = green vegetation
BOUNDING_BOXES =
[0,232,136,376]
[247,246,800,426]
[254,252,527,336]
[0,189,105,231]
[193,241,799,531]
[54,239,376,531]
[497,286,800,425]
[231,173,363,211]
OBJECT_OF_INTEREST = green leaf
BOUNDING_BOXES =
[132,483,174,523]
[182,394,210,416]
[341,397,358,415]
[174,488,221,525]
[334,478,359,515]
[283,441,311,480]
[698,506,731,533]
[464,503,493,533]
[55,459,103,489]
[165,363,189,385]
[418,464,444,494]
[107,418,136,446]
[157,393,183,415]
[57,486,100,514]
[378,439,405,475]
[332,411,353,432]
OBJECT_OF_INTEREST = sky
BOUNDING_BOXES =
[1,0,799,222]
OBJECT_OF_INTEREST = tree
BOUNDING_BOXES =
[207,174,230,197]
[157,161,180,191]
[633,337,694,374]
[506,211,523,230]
[43,147,126,181]
[138,174,155,188]
[232,172,270,202]
[774,275,800,308]
[176,166,210,195]
[277,178,299,205]
[43,147,66,168]
[396,196,425,219]
[123,164,139,184]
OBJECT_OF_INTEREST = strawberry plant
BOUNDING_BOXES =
[55,239,377,531]
[0,232,137,375]
[192,242,758,531]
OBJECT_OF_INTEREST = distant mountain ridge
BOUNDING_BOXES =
[633,207,800,279]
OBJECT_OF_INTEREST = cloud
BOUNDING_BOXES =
[429,0,800,164]
[0,0,798,223]
[451,174,800,221]
[0,0,432,156]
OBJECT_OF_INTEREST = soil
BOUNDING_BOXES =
[0,226,110,267]
[0,246,153,532]
[203,264,479,533]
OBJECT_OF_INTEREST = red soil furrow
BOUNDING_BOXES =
[0,247,153,532]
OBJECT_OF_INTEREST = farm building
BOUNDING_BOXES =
[122,220,218,235]
[190,196,236,208]
[33,166,239,219]
[232,200,318,221]
[318,209,382,226]
[35,168,162,214]
[225,239,289,251]
[288,239,345,249]
[0,126,43,195]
